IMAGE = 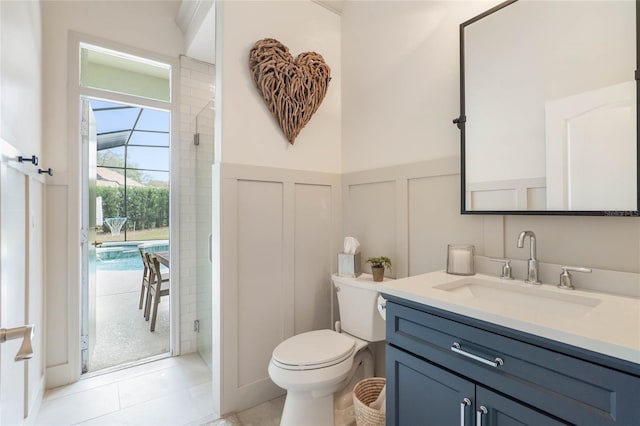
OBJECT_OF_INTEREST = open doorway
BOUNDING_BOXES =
[78,43,175,374]
[84,98,171,373]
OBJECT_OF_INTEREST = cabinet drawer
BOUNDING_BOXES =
[386,345,566,426]
[386,300,640,425]
[386,345,475,426]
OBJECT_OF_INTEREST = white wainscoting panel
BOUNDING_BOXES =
[470,189,517,211]
[294,184,334,334]
[343,157,493,279]
[466,177,546,211]
[408,174,485,275]
[236,180,285,388]
[504,215,640,274]
[27,178,46,417]
[342,157,497,378]
[213,163,341,415]
[344,181,396,276]
[527,187,546,210]
[45,185,69,369]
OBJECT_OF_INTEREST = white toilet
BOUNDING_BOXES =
[268,274,386,426]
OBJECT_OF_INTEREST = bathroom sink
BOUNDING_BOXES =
[434,277,602,317]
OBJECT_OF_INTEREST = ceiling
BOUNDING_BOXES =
[313,0,346,15]
[176,0,345,65]
[177,0,215,64]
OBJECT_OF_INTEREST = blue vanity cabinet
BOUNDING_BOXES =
[387,345,564,426]
[384,295,640,426]
[387,344,475,425]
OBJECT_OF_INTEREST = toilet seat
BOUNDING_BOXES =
[272,330,356,371]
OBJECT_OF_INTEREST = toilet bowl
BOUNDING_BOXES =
[268,274,386,426]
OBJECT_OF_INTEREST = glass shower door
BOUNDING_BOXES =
[195,100,214,369]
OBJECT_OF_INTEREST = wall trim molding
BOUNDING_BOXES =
[220,162,342,185]
[342,157,459,186]
[343,157,469,279]
[342,156,507,280]
[213,162,342,415]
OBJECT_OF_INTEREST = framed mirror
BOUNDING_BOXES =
[457,0,639,216]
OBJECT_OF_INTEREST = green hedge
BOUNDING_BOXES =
[97,186,169,232]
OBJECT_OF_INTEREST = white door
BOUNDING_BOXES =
[81,98,97,372]
[0,139,28,425]
[545,81,637,210]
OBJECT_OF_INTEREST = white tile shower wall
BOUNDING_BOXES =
[179,56,215,354]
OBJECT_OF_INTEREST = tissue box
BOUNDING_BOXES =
[338,252,361,277]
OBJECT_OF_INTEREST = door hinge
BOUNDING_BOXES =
[81,335,89,350]
[194,320,200,333]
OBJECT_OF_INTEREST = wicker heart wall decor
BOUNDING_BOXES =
[249,38,332,145]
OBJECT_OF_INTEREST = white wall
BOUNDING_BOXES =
[213,1,342,413]
[1,0,46,420]
[42,0,183,171]
[1,1,42,156]
[216,0,341,172]
[341,1,640,287]
[342,1,496,172]
[41,0,184,388]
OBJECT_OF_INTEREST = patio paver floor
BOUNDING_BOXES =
[90,269,170,372]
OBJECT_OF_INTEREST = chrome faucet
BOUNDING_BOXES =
[517,230,541,284]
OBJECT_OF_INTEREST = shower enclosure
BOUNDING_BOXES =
[195,100,214,369]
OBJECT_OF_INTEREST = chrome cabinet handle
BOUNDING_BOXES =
[451,342,503,367]
[460,398,471,426]
[476,406,488,426]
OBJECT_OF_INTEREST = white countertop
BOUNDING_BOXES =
[378,271,640,365]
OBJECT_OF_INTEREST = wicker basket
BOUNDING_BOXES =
[353,377,386,426]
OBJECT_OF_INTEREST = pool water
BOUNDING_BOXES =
[96,243,169,271]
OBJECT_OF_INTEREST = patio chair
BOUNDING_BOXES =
[139,248,167,317]
[138,248,151,313]
[146,253,170,332]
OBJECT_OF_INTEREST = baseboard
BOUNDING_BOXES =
[45,363,76,390]
[24,375,46,425]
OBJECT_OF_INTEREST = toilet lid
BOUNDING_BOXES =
[272,330,356,370]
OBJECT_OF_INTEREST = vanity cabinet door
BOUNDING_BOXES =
[386,298,640,425]
[387,345,475,426]
[476,387,567,426]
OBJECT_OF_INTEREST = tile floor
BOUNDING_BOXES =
[203,397,285,426]
[35,353,285,426]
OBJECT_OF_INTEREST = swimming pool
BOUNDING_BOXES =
[96,242,169,271]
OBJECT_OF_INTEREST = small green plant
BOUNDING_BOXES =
[366,256,392,270]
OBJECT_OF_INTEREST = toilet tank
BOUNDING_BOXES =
[332,274,386,342]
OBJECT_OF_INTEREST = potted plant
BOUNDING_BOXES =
[366,256,392,282]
